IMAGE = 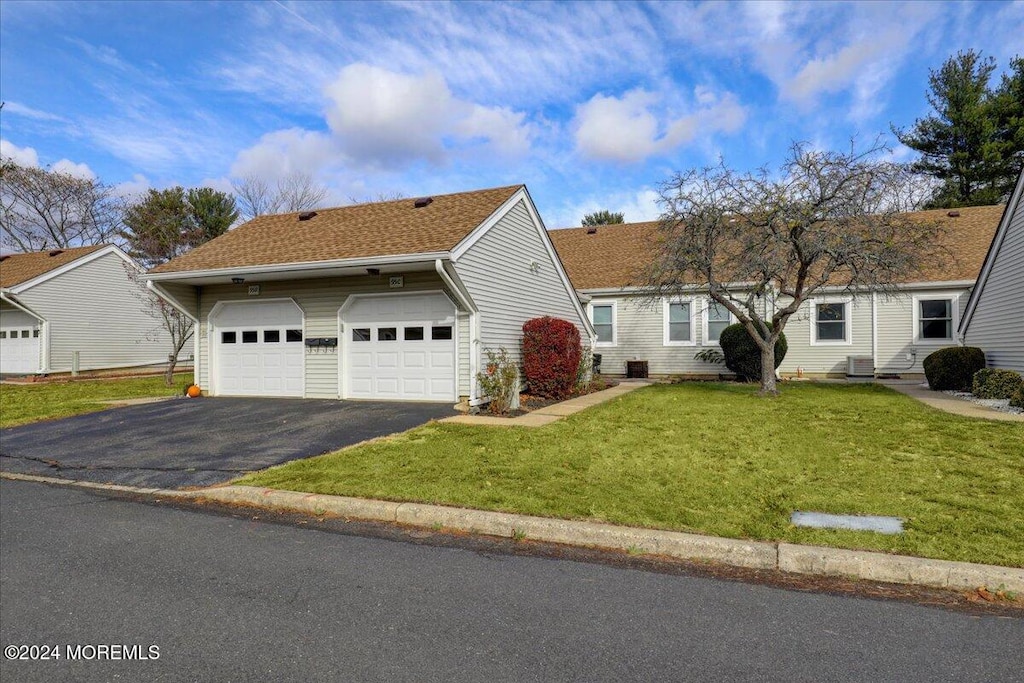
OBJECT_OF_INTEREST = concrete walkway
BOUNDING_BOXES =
[441,379,652,427]
[879,381,1024,423]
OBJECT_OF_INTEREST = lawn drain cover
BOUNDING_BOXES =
[791,511,904,534]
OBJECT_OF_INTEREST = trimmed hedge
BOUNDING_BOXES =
[522,316,581,399]
[1010,384,1024,410]
[718,322,787,382]
[922,347,986,391]
[972,368,1024,400]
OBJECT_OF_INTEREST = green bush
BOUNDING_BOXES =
[477,348,520,415]
[922,346,986,391]
[718,322,787,382]
[1010,384,1024,410]
[972,368,1024,399]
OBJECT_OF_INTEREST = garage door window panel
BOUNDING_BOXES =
[379,327,398,341]
[286,329,303,342]
[222,331,237,344]
[264,330,281,343]
[432,326,453,340]
[242,331,258,343]
[404,326,424,341]
[352,328,371,342]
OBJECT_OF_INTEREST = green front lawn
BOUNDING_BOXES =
[0,373,193,428]
[241,382,1024,568]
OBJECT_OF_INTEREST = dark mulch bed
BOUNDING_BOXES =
[485,378,620,418]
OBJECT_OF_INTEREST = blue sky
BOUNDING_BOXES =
[1,1,1021,228]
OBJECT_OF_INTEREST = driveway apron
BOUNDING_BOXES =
[0,398,455,489]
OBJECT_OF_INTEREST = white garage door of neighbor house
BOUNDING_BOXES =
[342,293,456,402]
[213,300,304,397]
[0,311,41,375]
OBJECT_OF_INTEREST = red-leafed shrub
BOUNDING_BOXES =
[522,317,581,399]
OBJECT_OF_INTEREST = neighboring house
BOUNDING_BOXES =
[147,185,592,404]
[959,169,1024,372]
[549,205,1003,378]
[0,245,173,375]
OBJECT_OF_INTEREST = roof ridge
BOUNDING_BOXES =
[264,183,526,217]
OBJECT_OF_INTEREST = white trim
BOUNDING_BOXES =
[700,297,735,347]
[9,245,140,294]
[207,297,306,398]
[662,296,696,346]
[871,291,879,371]
[0,296,45,374]
[0,291,46,322]
[912,293,959,345]
[337,290,457,402]
[588,300,617,347]
[809,297,853,346]
[434,260,479,402]
[959,169,1024,338]
[147,252,450,282]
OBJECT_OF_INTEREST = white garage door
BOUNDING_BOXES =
[212,300,304,397]
[0,310,41,375]
[342,293,456,402]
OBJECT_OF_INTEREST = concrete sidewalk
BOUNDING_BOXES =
[880,381,1024,422]
[3,470,1022,597]
[442,379,651,427]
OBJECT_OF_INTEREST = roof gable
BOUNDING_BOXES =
[548,205,1005,291]
[150,185,523,274]
[0,244,107,289]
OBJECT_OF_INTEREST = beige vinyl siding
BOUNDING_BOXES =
[875,289,968,375]
[17,252,171,372]
[586,295,733,377]
[196,271,469,399]
[454,199,590,360]
[158,281,199,318]
[963,199,1024,372]
[778,296,873,375]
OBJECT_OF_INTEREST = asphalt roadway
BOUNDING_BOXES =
[1,479,1021,682]
[0,397,455,488]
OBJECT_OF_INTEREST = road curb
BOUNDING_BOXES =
[4,472,1022,594]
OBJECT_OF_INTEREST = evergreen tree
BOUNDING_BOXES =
[581,210,625,226]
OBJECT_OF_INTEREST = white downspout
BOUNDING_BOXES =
[435,259,480,404]
[871,291,878,376]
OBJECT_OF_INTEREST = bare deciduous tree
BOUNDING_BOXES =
[347,191,407,204]
[232,171,329,220]
[0,158,122,252]
[123,263,194,386]
[649,140,944,395]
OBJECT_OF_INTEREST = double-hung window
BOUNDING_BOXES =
[704,300,732,345]
[918,299,953,340]
[812,301,849,344]
[591,303,615,345]
[664,299,694,345]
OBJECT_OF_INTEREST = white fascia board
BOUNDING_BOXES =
[8,245,138,294]
[0,290,46,321]
[450,188,528,261]
[146,251,451,282]
[959,170,1024,336]
[147,280,198,321]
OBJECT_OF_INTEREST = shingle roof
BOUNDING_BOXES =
[0,244,106,289]
[150,185,523,274]
[548,204,1005,290]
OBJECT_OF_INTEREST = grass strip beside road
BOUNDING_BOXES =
[241,382,1024,568]
[0,373,193,428]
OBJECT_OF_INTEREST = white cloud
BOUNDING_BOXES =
[2,101,66,122]
[230,128,338,180]
[111,174,151,199]
[0,139,40,166]
[0,139,95,179]
[573,87,747,163]
[51,158,95,179]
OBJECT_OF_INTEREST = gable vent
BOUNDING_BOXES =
[414,197,433,208]
[48,249,64,257]
[298,211,318,221]
[586,227,598,235]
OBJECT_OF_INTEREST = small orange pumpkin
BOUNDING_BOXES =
[186,384,202,398]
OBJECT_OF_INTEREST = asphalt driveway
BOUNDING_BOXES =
[0,398,456,489]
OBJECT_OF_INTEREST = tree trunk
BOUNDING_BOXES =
[759,343,778,396]
[165,357,177,387]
